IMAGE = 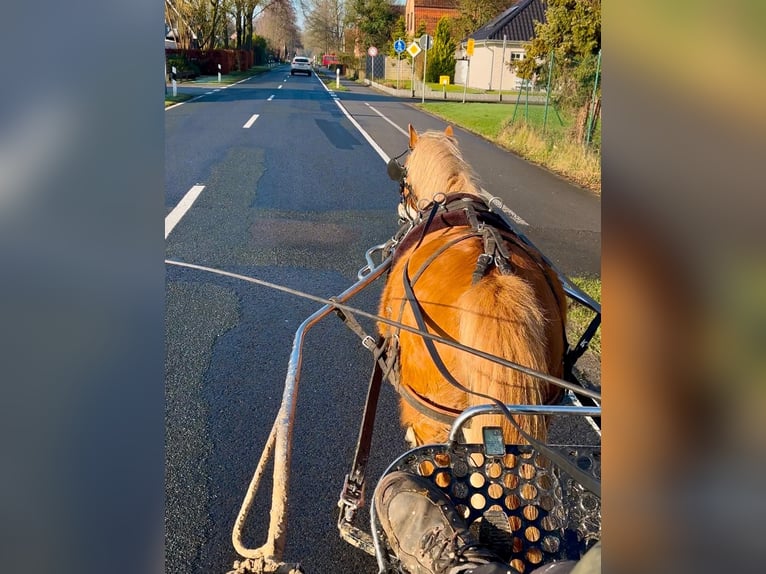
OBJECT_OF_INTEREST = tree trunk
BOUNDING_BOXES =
[573,101,590,144]
[236,6,243,49]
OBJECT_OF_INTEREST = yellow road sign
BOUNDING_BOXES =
[406,42,422,58]
[466,38,475,57]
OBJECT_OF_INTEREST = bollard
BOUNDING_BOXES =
[218,63,221,83]
[171,66,177,97]
[336,68,340,89]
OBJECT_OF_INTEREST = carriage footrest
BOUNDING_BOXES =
[371,442,601,574]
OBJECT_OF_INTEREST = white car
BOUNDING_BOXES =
[290,56,312,76]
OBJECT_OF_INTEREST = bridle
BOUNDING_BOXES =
[386,149,421,224]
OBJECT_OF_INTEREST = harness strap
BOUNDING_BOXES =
[402,260,601,498]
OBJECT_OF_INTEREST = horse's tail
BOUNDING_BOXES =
[456,273,556,445]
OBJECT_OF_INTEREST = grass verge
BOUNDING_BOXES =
[164,93,195,107]
[567,277,601,357]
[419,101,600,193]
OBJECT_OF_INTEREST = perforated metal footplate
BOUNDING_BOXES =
[378,443,600,573]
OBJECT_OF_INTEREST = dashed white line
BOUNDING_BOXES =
[267,95,274,101]
[278,85,283,89]
[366,104,409,137]
[243,114,260,128]
[165,185,205,239]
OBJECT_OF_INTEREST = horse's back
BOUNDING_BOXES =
[379,226,566,445]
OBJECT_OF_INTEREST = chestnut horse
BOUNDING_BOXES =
[379,125,567,447]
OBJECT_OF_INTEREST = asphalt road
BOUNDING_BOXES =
[165,65,601,574]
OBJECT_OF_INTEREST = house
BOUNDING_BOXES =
[454,0,547,91]
[404,0,460,37]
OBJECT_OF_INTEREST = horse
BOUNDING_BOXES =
[378,124,567,448]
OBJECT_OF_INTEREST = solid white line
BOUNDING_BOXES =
[165,185,205,239]
[267,95,274,101]
[243,114,260,128]
[366,104,408,137]
[365,104,529,225]
[317,76,390,163]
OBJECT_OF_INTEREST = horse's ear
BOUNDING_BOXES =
[444,125,454,138]
[408,124,419,150]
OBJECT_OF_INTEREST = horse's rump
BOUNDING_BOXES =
[379,219,566,446]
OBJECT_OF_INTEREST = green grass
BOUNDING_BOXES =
[418,101,600,192]
[184,65,270,85]
[317,73,349,91]
[377,79,531,96]
[567,277,601,357]
[164,93,194,107]
[420,101,572,138]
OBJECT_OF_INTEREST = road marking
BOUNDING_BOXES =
[317,80,390,163]
[365,102,528,226]
[267,95,274,101]
[243,114,260,128]
[366,104,408,136]
[165,185,205,239]
[278,84,283,89]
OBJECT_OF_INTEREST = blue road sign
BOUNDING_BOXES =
[394,38,406,53]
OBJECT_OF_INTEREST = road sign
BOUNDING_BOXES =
[394,38,406,54]
[419,34,433,50]
[466,38,475,57]
[406,42,421,58]
[367,46,378,57]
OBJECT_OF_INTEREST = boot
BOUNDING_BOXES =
[375,471,517,574]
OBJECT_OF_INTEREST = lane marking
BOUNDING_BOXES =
[365,102,528,225]
[267,95,274,101]
[278,84,283,89]
[366,104,408,137]
[164,75,256,111]
[243,114,260,128]
[165,185,205,239]
[317,79,390,163]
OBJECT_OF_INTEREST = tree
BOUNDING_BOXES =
[426,17,456,83]
[454,0,515,40]
[348,0,397,51]
[254,0,302,59]
[515,0,601,141]
[304,0,346,56]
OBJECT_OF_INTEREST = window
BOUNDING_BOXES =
[510,52,524,61]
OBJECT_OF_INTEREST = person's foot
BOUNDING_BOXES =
[375,471,516,574]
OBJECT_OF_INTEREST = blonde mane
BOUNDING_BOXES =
[405,131,482,202]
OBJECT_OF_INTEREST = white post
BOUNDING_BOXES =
[411,56,415,97]
[371,55,375,85]
[462,59,469,103]
[336,68,340,89]
[218,63,221,83]
[171,66,177,97]
[499,35,507,101]
[397,53,401,91]
[422,46,427,104]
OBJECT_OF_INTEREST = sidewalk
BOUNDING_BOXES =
[316,67,546,104]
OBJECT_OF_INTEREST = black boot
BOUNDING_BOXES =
[375,471,517,574]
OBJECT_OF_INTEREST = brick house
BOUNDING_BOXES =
[404,0,460,37]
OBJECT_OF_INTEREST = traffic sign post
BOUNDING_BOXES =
[419,34,432,104]
[368,46,378,84]
[406,42,421,97]
[394,38,406,90]
[462,39,474,104]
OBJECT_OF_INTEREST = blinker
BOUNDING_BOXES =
[387,158,405,182]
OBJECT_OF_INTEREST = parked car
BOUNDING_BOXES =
[290,56,312,76]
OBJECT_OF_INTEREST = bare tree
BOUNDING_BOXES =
[254,0,302,59]
[304,0,345,56]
